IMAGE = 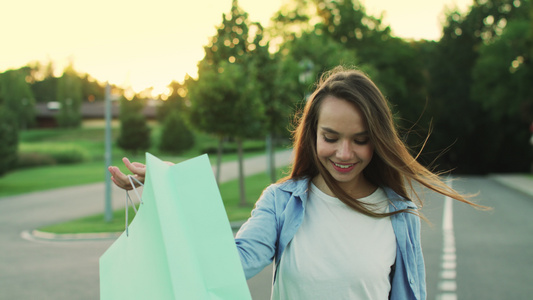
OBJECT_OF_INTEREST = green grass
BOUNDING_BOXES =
[0,161,108,197]
[0,121,289,198]
[38,166,291,234]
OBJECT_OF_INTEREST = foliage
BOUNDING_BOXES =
[157,80,189,121]
[17,143,90,168]
[159,110,195,154]
[81,74,105,101]
[25,60,57,103]
[471,19,532,121]
[0,106,19,176]
[424,0,532,173]
[189,61,264,139]
[117,97,151,155]
[56,64,83,128]
[189,0,268,205]
[0,69,36,129]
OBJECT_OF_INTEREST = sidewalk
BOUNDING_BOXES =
[489,174,533,198]
[27,149,294,241]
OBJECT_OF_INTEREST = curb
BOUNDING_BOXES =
[25,230,122,242]
[25,220,248,242]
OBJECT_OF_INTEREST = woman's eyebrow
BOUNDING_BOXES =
[320,126,368,137]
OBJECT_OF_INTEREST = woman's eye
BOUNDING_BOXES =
[324,136,337,143]
[354,139,370,145]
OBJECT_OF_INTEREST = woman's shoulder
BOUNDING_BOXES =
[381,186,418,211]
[269,177,310,194]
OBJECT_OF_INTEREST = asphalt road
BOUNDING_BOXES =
[1,173,531,299]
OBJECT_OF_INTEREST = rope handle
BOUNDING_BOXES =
[124,175,144,236]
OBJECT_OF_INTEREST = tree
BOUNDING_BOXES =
[159,110,195,154]
[189,0,266,206]
[0,106,18,176]
[81,74,105,102]
[26,60,58,104]
[117,96,151,155]
[56,64,83,128]
[425,0,531,173]
[189,61,264,206]
[157,80,189,121]
[469,3,533,171]
[0,69,36,129]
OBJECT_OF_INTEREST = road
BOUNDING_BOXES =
[421,176,533,300]
[1,172,532,299]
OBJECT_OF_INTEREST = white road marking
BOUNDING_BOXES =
[436,177,458,300]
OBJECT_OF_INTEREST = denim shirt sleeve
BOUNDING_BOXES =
[387,187,427,300]
[234,184,279,279]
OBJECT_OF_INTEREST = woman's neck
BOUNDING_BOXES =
[312,174,377,199]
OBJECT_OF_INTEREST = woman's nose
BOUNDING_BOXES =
[337,140,354,161]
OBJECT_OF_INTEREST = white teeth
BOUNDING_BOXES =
[333,162,353,169]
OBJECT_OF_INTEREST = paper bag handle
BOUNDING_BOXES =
[124,175,144,236]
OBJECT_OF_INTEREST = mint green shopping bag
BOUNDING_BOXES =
[100,153,252,299]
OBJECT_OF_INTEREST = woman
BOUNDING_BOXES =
[109,66,482,300]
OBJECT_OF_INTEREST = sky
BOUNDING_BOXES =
[1,0,473,96]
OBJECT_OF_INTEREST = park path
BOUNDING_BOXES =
[0,150,292,300]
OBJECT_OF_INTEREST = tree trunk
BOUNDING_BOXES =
[215,136,224,185]
[237,138,247,207]
[266,133,276,183]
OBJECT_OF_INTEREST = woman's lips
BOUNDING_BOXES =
[330,160,356,173]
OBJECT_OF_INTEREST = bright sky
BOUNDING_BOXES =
[1,0,472,96]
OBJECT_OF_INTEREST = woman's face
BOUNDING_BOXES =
[315,95,374,193]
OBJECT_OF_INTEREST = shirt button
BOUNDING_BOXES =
[410,278,415,284]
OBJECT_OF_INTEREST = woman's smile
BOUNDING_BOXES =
[330,160,357,173]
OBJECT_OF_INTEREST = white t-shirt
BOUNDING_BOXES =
[271,184,396,300]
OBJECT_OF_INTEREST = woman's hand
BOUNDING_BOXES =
[108,157,146,190]
[108,157,175,190]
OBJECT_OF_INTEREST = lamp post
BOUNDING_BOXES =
[104,83,113,222]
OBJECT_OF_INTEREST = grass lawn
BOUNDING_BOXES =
[0,121,288,198]
[37,166,290,234]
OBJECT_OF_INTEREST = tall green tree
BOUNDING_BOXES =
[426,0,530,173]
[189,0,266,206]
[470,1,533,171]
[0,69,36,129]
[56,65,83,128]
[190,61,264,206]
[273,0,428,130]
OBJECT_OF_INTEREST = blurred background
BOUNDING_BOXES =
[1,0,531,180]
[1,0,532,299]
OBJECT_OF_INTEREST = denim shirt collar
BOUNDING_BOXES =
[277,177,418,212]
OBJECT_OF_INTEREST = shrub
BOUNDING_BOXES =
[17,152,56,168]
[117,114,151,155]
[17,143,90,168]
[0,107,19,176]
[159,111,195,154]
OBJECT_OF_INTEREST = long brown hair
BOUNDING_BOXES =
[285,66,485,217]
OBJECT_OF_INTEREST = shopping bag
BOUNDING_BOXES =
[100,153,252,299]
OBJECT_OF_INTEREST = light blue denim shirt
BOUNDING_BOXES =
[235,177,426,300]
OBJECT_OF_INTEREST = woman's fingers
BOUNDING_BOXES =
[108,166,132,190]
[123,157,146,177]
